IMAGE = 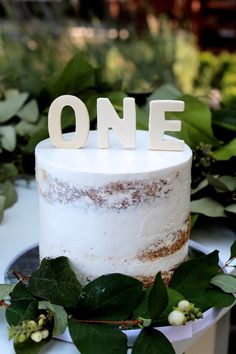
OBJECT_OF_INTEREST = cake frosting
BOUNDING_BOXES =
[35,130,192,286]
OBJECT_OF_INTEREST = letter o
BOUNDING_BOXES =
[48,95,90,149]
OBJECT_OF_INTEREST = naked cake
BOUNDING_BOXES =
[35,129,192,286]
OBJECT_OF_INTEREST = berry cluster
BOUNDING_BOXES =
[168,300,203,326]
[8,314,50,344]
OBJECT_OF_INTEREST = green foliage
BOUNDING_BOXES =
[3,246,236,354]
[77,273,143,320]
[211,274,236,293]
[28,257,82,308]
[68,320,128,354]
[170,251,219,299]
[132,328,175,354]
[148,273,168,321]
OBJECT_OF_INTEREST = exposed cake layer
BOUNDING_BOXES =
[36,130,192,286]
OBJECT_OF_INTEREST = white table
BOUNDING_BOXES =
[0,182,235,354]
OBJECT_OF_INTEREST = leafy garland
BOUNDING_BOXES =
[0,241,236,354]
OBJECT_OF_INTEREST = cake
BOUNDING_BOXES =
[35,130,192,287]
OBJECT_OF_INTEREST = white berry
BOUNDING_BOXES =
[41,329,49,339]
[178,300,191,312]
[31,331,43,343]
[168,309,186,326]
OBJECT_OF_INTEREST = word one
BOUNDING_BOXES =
[48,95,185,151]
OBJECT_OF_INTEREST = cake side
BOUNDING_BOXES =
[36,130,192,286]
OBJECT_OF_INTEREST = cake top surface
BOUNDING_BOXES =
[36,130,192,174]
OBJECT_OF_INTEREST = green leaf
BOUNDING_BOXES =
[191,179,208,195]
[170,251,219,298]
[190,197,226,217]
[229,240,236,260]
[0,92,29,123]
[133,289,151,320]
[14,338,48,354]
[212,106,236,132]
[6,283,37,326]
[225,204,236,214]
[38,301,67,336]
[0,163,18,182]
[0,284,15,300]
[1,180,17,209]
[0,125,16,152]
[190,214,199,229]
[136,106,148,130]
[68,319,127,354]
[18,100,39,123]
[213,138,236,160]
[132,327,175,354]
[191,289,235,312]
[148,273,168,321]
[167,95,218,148]
[147,84,181,101]
[46,55,95,99]
[78,273,143,320]
[211,274,236,293]
[160,288,184,318]
[218,176,236,192]
[206,174,229,192]
[28,257,82,308]
[24,126,49,153]
[0,195,5,222]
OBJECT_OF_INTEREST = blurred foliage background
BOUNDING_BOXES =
[0,0,235,226]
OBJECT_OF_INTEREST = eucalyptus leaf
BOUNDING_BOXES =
[132,327,175,354]
[225,204,236,214]
[190,197,226,217]
[0,195,5,222]
[206,174,229,192]
[0,92,29,123]
[5,89,20,99]
[1,180,17,209]
[170,251,219,298]
[213,138,236,160]
[0,125,16,152]
[191,179,208,195]
[218,176,236,192]
[229,240,236,261]
[148,272,168,321]
[0,163,18,182]
[38,301,67,336]
[68,319,127,354]
[0,284,15,300]
[18,100,39,123]
[211,274,236,293]
[77,273,143,320]
[28,257,82,308]
[167,95,218,148]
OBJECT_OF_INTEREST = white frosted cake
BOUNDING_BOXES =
[36,130,192,286]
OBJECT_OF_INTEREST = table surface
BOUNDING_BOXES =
[0,181,235,354]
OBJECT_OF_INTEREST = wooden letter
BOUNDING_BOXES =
[48,95,89,149]
[97,97,136,149]
[149,100,184,151]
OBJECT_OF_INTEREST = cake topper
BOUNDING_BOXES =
[48,95,184,151]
